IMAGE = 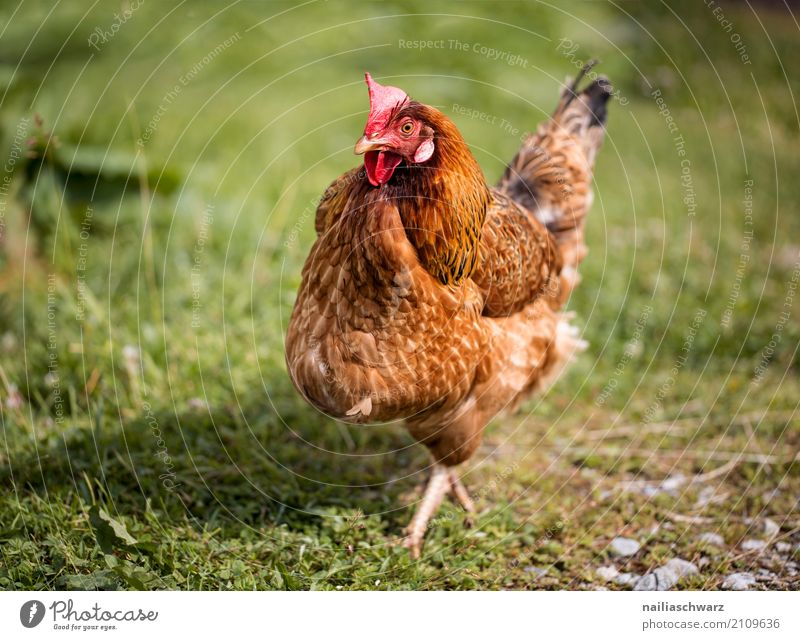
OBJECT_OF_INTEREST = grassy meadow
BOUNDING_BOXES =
[0,1,798,589]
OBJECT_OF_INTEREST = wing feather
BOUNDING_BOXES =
[471,191,562,317]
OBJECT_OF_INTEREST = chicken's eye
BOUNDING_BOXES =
[400,121,414,135]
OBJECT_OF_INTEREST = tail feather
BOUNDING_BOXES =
[555,61,610,123]
[498,64,612,288]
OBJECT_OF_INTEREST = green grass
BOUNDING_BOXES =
[0,1,798,590]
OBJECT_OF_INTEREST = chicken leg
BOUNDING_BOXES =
[403,463,475,558]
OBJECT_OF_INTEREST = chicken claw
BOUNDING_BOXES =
[449,472,475,514]
[403,464,475,558]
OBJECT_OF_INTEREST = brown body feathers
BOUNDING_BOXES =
[286,74,611,466]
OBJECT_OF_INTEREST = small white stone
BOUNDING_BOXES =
[741,539,767,552]
[722,572,756,591]
[763,518,780,537]
[660,474,686,492]
[668,558,698,575]
[697,532,725,546]
[634,559,698,591]
[609,537,641,557]
[695,486,716,507]
[596,565,619,581]
[615,572,641,587]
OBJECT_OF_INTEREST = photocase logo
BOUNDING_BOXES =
[20,600,45,628]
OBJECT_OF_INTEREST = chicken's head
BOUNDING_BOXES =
[354,72,435,187]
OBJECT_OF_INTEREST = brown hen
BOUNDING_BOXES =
[286,66,611,557]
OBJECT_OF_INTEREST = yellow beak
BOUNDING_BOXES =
[354,135,384,155]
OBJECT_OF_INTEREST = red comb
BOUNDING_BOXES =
[364,72,409,135]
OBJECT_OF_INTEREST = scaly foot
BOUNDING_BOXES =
[403,464,475,558]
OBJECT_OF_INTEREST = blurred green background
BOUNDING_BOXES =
[0,1,797,589]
